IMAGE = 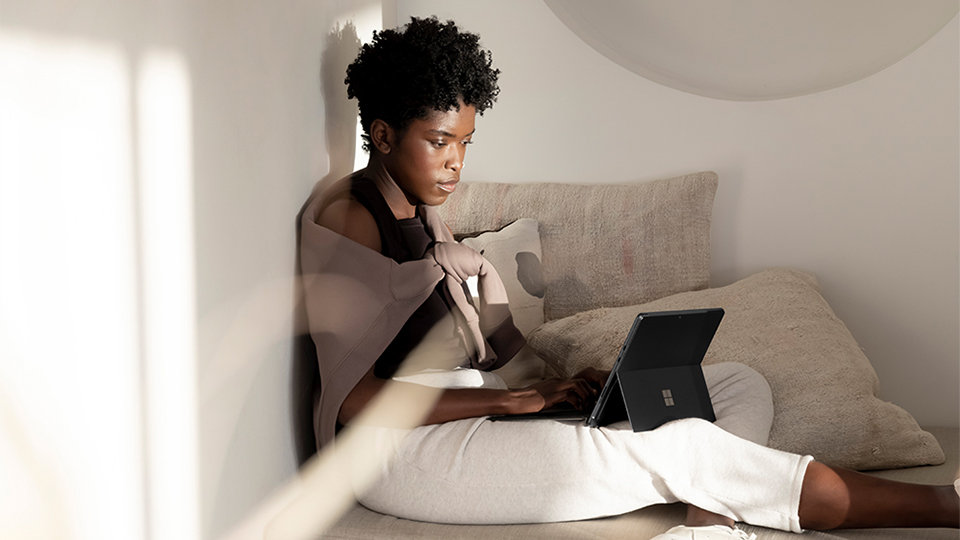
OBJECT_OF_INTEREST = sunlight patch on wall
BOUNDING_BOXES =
[0,29,143,539]
[136,49,200,540]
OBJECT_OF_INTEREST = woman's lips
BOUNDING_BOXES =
[438,180,458,193]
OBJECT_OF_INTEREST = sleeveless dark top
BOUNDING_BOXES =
[349,176,462,378]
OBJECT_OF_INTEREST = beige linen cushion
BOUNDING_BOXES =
[527,268,945,470]
[437,172,717,320]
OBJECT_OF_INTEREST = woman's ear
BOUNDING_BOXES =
[369,119,392,155]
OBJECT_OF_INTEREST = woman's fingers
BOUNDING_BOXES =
[572,367,610,391]
[539,378,598,410]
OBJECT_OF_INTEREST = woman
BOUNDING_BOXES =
[299,16,959,540]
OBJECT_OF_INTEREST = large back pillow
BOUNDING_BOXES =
[437,172,717,320]
[527,268,945,470]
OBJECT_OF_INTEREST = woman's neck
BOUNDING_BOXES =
[365,155,418,220]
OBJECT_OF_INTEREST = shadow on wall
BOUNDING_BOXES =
[291,21,362,467]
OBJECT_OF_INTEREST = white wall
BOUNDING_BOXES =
[1,3,206,538]
[0,11,146,539]
[189,1,380,538]
[395,0,960,427]
[0,0,379,538]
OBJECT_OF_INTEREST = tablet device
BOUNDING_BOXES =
[586,308,722,430]
[489,308,723,431]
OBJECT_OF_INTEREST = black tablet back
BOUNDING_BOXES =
[586,308,723,430]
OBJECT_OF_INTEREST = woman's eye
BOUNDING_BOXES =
[461,140,474,146]
[431,141,447,148]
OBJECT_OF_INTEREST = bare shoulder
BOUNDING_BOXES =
[316,196,381,252]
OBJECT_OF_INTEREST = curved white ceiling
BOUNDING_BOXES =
[544,0,958,101]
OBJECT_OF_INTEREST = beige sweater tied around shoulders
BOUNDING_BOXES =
[299,170,524,449]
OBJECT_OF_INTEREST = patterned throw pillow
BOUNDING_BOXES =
[460,218,546,385]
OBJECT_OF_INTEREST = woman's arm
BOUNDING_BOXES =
[338,366,602,426]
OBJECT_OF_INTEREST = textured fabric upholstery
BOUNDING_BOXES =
[437,172,717,320]
[527,269,945,470]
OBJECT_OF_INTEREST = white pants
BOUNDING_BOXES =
[357,363,813,532]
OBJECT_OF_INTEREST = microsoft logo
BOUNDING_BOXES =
[662,389,675,407]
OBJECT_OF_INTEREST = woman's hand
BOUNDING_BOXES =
[572,367,611,393]
[429,241,483,283]
[509,376,599,414]
[340,367,611,427]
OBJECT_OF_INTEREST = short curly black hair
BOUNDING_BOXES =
[345,16,500,152]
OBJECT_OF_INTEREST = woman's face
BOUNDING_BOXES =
[383,103,477,207]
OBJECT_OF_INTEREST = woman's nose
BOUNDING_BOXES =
[446,146,465,171]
